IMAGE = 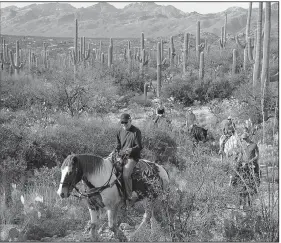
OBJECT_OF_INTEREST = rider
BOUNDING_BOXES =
[240,132,260,185]
[219,116,236,155]
[154,100,165,124]
[116,113,143,204]
[231,132,260,189]
[186,108,196,127]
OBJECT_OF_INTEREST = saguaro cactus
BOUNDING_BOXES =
[169,36,175,67]
[144,82,149,103]
[156,42,161,97]
[81,37,90,62]
[160,39,164,62]
[141,32,144,50]
[260,2,271,94]
[252,2,263,88]
[127,40,132,72]
[199,52,204,80]
[219,13,227,48]
[232,49,237,75]
[183,33,189,73]
[108,43,113,67]
[196,21,200,61]
[1,39,10,70]
[9,40,24,76]
[70,18,79,74]
[43,42,48,68]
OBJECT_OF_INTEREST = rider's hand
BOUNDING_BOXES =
[125,148,132,155]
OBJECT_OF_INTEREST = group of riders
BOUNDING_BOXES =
[115,100,260,206]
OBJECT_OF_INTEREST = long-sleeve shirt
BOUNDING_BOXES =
[222,120,236,135]
[116,125,143,160]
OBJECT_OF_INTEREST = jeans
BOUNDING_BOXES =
[123,158,137,199]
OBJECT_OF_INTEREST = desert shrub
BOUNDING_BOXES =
[233,82,277,125]
[114,71,146,94]
[141,124,177,165]
[1,74,51,110]
[162,76,197,106]
[204,78,234,100]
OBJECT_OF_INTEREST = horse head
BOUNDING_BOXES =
[57,154,83,198]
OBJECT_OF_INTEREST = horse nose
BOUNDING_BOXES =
[57,189,65,198]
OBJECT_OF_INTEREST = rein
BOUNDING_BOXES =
[71,160,119,199]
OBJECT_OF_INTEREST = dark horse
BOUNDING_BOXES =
[57,153,169,240]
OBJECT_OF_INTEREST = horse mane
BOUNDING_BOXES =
[73,154,106,175]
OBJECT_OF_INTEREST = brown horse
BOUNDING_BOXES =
[57,153,169,241]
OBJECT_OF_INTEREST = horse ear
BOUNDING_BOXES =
[72,156,78,165]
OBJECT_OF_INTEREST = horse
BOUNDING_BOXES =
[188,124,208,145]
[219,133,242,187]
[219,134,260,208]
[219,133,241,164]
[56,153,169,241]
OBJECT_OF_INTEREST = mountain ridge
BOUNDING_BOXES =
[0,2,278,38]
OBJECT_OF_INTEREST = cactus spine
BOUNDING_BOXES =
[199,52,204,80]
[9,40,23,76]
[232,49,237,75]
[252,2,263,88]
[183,33,189,73]
[156,42,161,97]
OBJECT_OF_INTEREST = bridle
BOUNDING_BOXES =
[60,155,121,199]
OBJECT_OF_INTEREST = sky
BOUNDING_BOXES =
[0,1,262,14]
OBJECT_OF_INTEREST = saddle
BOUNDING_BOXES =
[112,155,162,202]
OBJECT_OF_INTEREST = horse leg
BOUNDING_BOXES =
[130,200,153,241]
[87,209,100,240]
[108,204,127,241]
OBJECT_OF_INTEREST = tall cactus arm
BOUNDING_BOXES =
[247,37,255,64]
[235,35,246,49]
